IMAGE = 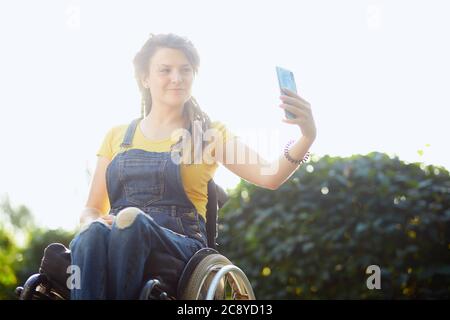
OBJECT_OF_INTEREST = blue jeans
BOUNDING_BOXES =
[69,207,205,299]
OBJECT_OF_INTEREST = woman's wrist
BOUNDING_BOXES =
[300,132,316,145]
[284,140,311,165]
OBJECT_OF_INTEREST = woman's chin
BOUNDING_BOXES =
[164,97,188,108]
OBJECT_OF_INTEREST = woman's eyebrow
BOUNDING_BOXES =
[158,64,191,67]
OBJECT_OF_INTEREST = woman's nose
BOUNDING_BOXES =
[170,71,183,83]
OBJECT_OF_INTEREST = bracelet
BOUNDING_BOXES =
[284,140,310,165]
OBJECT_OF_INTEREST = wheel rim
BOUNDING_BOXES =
[181,254,255,300]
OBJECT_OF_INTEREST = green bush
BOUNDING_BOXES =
[219,152,450,299]
[0,228,18,299]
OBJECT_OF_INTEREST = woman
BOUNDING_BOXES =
[70,33,317,299]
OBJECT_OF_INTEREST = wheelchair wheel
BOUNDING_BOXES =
[180,254,255,300]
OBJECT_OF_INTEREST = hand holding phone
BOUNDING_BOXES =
[276,66,297,119]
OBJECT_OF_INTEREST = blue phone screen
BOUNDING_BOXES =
[276,66,297,119]
[276,66,297,93]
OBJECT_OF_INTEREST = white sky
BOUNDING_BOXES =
[1,0,449,230]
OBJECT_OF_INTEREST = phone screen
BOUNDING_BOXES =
[276,66,297,119]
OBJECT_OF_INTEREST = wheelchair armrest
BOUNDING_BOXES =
[39,243,71,299]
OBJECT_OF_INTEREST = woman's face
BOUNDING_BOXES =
[143,47,195,109]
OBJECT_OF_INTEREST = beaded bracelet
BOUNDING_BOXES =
[284,140,311,165]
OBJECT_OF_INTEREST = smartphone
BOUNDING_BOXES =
[276,66,297,119]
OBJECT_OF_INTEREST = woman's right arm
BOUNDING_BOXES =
[80,155,112,226]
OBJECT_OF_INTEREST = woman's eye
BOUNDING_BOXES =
[159,68,191,73]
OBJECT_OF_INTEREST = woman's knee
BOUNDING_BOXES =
[115,207,146,229]
[70,221,110,250]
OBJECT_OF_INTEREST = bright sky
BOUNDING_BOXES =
[1,0,449,230]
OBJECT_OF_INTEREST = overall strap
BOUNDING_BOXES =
[120,117,142,149]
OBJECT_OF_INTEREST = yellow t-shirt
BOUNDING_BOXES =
[96,119,235,221]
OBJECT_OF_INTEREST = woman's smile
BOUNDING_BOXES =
[168,89,185,94]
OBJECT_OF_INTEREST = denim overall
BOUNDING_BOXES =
[70,117,208,299]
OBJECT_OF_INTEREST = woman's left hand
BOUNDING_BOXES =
[279,88,317,141]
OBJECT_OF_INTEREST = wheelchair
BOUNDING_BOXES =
[15,180,255,300]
